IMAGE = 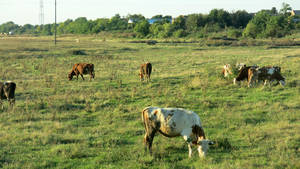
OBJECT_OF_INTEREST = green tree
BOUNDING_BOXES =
[91,18,109,33]
[149,23,164,37]
[185,14,206,32]
[279,3,291,16]
[0,21,19,33]
[243,22,259,38]
[134,20,150,37]
[231,10,253,28]
[127,14,146,23]
[173,15,186,30]
[208,9,231,28]
[108,14,128,30]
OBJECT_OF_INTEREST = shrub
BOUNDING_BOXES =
[133,20,150,37]
[172,29,186,38]
[227,28,242,38]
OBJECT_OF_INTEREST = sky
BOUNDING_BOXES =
[0,0,299,25]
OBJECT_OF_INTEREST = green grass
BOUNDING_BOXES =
[0,35,299,169]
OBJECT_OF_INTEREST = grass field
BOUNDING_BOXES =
[0,35,299,169]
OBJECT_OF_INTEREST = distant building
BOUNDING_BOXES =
[147,18,172,24]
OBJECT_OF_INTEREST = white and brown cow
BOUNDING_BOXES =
[248,66,285,87]
[0,81,16,108]
[222,64,232,77]
[142,107,213,158]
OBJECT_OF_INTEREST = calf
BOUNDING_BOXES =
[139,62,152,82]
[142,107,213,158]
[233,65,259,85]
[222,64,232,77]
[0,81,16,108]
[248,66,285,87]
[68,63,95,81]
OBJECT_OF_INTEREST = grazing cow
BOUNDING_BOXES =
[222,64,232,77]
[248,66,285,87]
[233,65,259,85]
[142,107,213,158]
[68,63,95,81]
[139,62,152,82]
[0,81,16,108]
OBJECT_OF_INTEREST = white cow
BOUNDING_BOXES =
[142,107,213,158]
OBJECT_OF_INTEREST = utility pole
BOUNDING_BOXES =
[54,0,57,45]
[39,0,44,25]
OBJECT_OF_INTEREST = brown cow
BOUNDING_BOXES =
[139,62,152,82]
[248,66,285,87]
[68,63,95,81]
[0,81,16,108]
[233,65,259,85]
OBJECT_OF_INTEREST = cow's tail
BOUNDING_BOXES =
[148,63,152,76]
[142,107,149,131]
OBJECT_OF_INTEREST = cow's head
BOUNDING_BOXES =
[68,71,75,80]
[3,81,16,103]
[139,72,144,81]
[236,63,246,71]
[197,139,214,157]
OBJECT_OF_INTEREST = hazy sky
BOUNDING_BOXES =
[0,0,299,25]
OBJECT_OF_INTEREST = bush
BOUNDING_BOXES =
[172,29,186,38]
[243,22,259,38]
[133,20,150,37]
[227,28,242,38]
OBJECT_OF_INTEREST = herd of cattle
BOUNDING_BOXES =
[222,63,285,87]
[0,61,287,158]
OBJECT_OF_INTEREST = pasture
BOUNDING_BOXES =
[0,36,299,169]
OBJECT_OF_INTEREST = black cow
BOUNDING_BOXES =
[0,81,16,108]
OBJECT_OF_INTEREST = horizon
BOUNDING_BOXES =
[0,0,299,26]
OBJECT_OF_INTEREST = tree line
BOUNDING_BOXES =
[1,3,299,39]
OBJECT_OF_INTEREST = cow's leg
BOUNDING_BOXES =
[9,98,15,108]
[197,143,206,157]
[80,74,85,80]
[144,130,156,154]
[89,74,92,81]
[188,143,193,158]
[0,100,3,109]
[147,73,151,82]
[181,128,193,157]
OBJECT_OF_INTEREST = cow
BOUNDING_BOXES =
[139,62,152,82]
[142,107,213,158]
[68,63,95,81]
[0,81,16,108]
[233,65,259,85]
[222,64,232,77]
[248,66,285,87]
